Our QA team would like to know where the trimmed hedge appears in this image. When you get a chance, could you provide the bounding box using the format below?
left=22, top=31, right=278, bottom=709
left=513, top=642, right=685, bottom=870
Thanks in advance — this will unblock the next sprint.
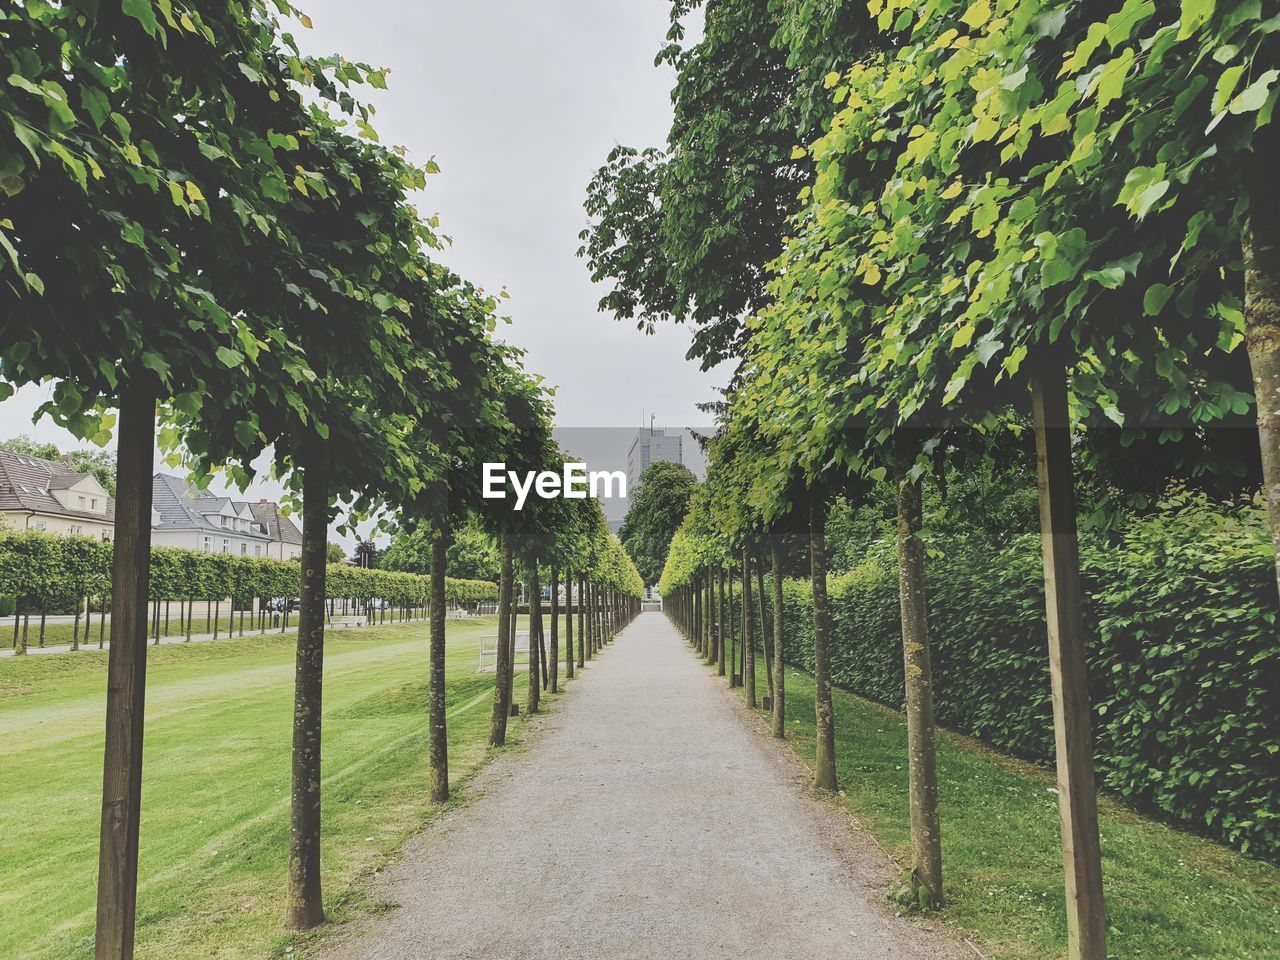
left=0, top=531, right=497, bottom=611
left=777, top=492, right=1279, bottom=860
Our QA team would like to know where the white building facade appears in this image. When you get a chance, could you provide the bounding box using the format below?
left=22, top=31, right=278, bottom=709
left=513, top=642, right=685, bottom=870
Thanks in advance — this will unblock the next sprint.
left=150, top=474, right=275, bottom=557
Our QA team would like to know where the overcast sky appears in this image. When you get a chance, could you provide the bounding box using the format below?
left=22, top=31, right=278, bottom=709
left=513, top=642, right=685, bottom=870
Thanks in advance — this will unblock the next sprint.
left=1, top=1, right=725, bottom=548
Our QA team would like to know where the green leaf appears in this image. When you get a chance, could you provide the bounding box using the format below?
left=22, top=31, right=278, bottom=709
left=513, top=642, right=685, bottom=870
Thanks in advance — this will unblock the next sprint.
left=1213, top=65, right=1245, bottom=114
left=215, top=346, right=244, bottom=368
left=1095, top=48, right=1135, bottom=109
left=1228, top=70, right=1279, bottom=114
left=960, top=0, right=991, bottom=29
left=1178, top=0, right=1215, bottom=39
left=1144, top=283, right=1174, bottom=316
left=233, top=420, right=259, bottom=447
left=140, top=351, right=170, bottom=378
left=121, top=0, right=161, bottom=38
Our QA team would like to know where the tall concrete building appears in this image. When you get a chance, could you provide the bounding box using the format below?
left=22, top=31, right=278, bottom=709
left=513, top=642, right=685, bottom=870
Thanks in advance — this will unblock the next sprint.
left=627, top=425, right=683, bottom=497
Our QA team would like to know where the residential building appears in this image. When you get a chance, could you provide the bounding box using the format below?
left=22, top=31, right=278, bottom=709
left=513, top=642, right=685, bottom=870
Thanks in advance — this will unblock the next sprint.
left=0, top=450, right=115, bottom=539
left=150, top=473, right=274, bottom=557
left=248, top=499, right=304, bottom=561
left=626, top=425, right=683, bottom=497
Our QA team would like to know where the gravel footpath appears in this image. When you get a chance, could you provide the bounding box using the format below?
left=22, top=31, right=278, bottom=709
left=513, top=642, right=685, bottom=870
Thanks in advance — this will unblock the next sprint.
left=315, top=611, right=970, bottom=960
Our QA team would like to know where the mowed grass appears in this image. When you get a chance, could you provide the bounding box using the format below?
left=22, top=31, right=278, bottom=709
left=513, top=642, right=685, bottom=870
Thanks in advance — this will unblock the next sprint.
left=0, top=614, right=560, bottom=959
left=731, top=659, right=1280, bottom=960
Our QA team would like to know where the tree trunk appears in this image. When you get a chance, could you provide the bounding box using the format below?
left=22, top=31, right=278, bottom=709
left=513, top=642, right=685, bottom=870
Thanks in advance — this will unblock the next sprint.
left=576, top=575, right=586, bottom=668
left=489, top=535, right=513, bottom=746
left=99, top=598, right=106, bottom=648
left=39, top=608, right=46, bottom=647
left=185, top=599, right=193, bottom=643
left=810, top=495, right=837, bottom=791
left=696, top=576, right=706, bottom=660
left=756, top=552, right=772, bottom=699
left=717, top=566, right=726, bottom=676
left=94, top=378, right=156, bottom=960
left=770, top=540, right=786, bottom=739
left=1033, top=361, right=1107, bottom=960
left=897, top=474, right=943, bottom=908
left=549, top=567, right=560, bottom=693
left=527, top=568, right=541, bottom=714
left=285, top=442, right=330, bottom=931
left=704, top=573, right=714, bottom=664
left=585, top=582, right=594, bottom=660
left=564, top=569, right=574, bottom=679
left=1244, top=135, right=1280, bottom=601
left=742, top=546, right=756, bottom=708
left=728, top=568, right=737, bottom=686
left=73, top=595, right=83, bottom=650
left=429, top=526, right=449, bottom=803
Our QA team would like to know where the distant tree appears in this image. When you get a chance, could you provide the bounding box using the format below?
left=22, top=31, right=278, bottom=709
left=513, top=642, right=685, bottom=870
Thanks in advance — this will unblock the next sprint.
left=380, top=523, right=499, bottom=582
left=326, top=543, right=345, bottom=565
left=446, top=526, right=500, bottom=582
left=379, top=529, right=431, bottom=575
left=619, top=461, right=697, bottom=585
left=0, top=435, right=117, bottom=495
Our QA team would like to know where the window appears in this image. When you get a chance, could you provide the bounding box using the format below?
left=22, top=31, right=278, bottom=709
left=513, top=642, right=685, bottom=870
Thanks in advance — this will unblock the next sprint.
left=203, top=536, right=211, bottom=551
left=34, top=521, right=46, bottom=530
left=77, top=496, right=86, bottom=508
left=254, top=545, right=261, bottom=557
left=91, top=498, right=98, bottom=510
left=69, top=524, right=81, bottom=534
left=241, top=543, right=247, bottom=555
left=221, top=538, right=229, bottom=553
left=102, top=531, right=111, bottom=541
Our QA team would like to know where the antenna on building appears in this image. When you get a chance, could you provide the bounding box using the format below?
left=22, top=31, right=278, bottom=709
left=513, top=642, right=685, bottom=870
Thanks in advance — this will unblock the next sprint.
left=650, top=412, right=656, bottom=432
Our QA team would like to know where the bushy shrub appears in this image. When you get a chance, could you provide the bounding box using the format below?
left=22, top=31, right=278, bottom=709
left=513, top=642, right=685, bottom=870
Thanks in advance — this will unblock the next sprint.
left=779, top=492, right=1279, bottom=859
left=0, top=531, right=498, bottom=613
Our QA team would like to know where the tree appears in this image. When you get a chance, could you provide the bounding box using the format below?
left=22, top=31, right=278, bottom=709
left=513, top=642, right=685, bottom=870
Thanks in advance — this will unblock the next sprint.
left=619, top=460, right=698, bottom=585
left=381, top=522, right=499, bottom=582
left=325, top=543, right=345, bottom=565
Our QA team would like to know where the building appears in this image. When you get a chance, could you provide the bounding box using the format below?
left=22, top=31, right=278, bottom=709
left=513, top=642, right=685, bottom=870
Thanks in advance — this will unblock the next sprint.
left=150, top=473, right=274, bottom=557
left=0, top=450, right=116, bottom=539
left=626, top=425, right=683, bottom=497
left=248, top=499, right=304, bottom=561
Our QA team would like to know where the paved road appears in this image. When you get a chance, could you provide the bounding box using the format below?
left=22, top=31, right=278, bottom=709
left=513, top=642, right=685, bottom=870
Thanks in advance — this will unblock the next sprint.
left=317, top=611, right=967, bottom=960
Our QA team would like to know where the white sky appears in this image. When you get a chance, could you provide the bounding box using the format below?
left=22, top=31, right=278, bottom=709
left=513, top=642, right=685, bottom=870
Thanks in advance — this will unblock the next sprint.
left=1, top=1, right=726, bottom=549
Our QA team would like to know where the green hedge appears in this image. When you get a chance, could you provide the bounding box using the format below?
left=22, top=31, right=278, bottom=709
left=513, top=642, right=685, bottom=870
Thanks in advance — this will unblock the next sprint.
left=0, top=531, right=497, bottom=611
left=777, top=493, right=1279, bottom=860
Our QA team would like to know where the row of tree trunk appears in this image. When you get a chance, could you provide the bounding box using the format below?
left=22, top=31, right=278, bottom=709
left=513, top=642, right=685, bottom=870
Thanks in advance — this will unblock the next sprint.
left=7, top=591, right=431, bottom=659
left=667, top=545, right=790, bottom=747
left=486, top=542, right=639, bottom=748
left=662, top=364, right=1107, bottom=953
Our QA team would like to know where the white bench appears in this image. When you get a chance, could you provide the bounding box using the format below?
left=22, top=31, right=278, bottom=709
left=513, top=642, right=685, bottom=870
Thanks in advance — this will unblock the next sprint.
left=446, top=607, right=469, bottom=620
left=331, top=615, right=367, bottom=629
left=478, top=632, right=530, bottom=671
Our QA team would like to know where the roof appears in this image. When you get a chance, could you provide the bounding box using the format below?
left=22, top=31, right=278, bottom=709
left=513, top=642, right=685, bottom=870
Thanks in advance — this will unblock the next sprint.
left=0, top=450, right=115, bottom=524
left=249, top=500, right=304, bottom=545
left=151, top=474, right=272, bottom=540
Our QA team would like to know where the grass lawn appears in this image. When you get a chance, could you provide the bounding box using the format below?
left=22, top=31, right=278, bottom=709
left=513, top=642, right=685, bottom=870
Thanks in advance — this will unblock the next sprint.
left=0, top=614, right=561, bottom=959
left=734, top=661, right=1280, bottom=960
